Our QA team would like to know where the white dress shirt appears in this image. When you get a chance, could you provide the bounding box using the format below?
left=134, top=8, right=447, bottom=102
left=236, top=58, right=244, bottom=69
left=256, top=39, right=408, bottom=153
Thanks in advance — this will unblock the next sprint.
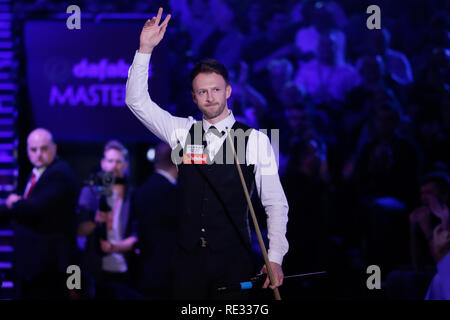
left=126, top=52, right=289, bottom=264
left=102, top=190, right=127, bottom=273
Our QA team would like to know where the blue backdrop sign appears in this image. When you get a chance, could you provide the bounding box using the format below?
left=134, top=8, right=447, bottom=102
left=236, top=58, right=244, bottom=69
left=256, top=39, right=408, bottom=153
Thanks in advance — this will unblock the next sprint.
left=24, top=20, right=169, bottom=142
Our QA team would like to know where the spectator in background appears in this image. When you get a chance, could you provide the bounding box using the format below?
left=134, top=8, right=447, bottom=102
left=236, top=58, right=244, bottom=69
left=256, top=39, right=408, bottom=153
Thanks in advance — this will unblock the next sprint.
left=133, top=142, right=179, bottom=300
left=278, top=82, right=307, bottom=112
left=353, top=102, right=421, bottom=272
left=197, top=0, right=245, bottom=70
left=295, top=1, right=347, bottom=66
left=386, top=172, right=449, bottom=300
left=77, top=140, right=140, bottom=299
left=354, top=102, right=420, bottom=207
left=243, top=6, right=298, bottom=90
left=366, top=28, right=414, bottom=86
left=295, top=33, right=360, bottom=106
left=239, top=2, right=267, bottom=40
left=355, top=55, right=386, bottom=93
left=0, top=128, right=79, bottom=299
left=265, top=59, right=299, bottom=108
left=425, top=191, right=450, bottom=299
left=178, top=0, right=217, bottom=59
left=337, top=56, right=387, bottom=167
left=278, top=101, right=316, bottom=174
left=409, top=172, right=450, bottom=270
left=244, top=58, right=305, bottom=131
left=228, top=61, right=268, bottom=129
left=407, top=11, right=449, bottom=76
left=281, top=137, right=332, bottom=298
left=415, top=109, right=450, bottom=174
left=411, top=48, right=449, bottom=125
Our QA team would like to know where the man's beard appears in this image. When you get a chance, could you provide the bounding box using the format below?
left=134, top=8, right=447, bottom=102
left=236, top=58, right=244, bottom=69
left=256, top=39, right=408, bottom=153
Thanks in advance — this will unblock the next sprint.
left=202, top=102, right=226, bottom=120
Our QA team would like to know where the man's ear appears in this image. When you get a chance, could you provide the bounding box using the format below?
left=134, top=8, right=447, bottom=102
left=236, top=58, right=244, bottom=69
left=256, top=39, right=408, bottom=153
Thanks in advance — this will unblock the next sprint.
left=192, top=91, right=197, bottom=104
left=226, top=85, right=232, bottom=99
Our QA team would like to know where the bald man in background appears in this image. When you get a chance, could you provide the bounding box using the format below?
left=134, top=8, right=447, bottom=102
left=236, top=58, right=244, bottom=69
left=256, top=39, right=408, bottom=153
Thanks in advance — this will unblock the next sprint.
left=0, top=128, right=79, bottom=299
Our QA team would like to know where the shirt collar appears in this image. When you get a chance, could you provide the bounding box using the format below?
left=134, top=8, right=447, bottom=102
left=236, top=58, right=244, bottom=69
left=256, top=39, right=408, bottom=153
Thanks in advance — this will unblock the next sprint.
left=33, top=166, right=47, bottom=180
left=202, top=109, right=235, bottom=134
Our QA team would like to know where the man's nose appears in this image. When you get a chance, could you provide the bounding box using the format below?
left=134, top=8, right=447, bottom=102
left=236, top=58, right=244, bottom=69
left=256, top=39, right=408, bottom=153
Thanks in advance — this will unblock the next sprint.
left=206, top=91, right=214, bottom=102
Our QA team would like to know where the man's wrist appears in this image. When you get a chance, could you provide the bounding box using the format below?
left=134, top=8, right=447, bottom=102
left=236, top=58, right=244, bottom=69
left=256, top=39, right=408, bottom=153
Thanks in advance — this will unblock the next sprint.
left=138, top=46, right=153, bottom=54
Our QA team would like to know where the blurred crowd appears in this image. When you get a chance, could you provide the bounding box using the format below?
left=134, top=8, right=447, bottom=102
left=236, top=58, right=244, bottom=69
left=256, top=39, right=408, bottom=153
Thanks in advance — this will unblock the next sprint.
left=9, top=0, right=450, bottom=299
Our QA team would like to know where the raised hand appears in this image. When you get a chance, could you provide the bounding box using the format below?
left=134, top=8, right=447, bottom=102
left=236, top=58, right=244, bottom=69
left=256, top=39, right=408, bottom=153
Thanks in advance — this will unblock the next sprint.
left=139, top=7, right=171, bottom=54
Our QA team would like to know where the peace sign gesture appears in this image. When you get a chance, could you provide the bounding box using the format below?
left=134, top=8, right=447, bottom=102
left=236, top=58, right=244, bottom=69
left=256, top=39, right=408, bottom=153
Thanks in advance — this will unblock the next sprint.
left=139, top=7, right=171, bottom=54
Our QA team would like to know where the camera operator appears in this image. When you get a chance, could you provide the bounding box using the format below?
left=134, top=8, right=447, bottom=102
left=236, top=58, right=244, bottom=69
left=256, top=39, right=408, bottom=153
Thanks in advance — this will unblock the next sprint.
left=76, top=140, right=139, bottom=299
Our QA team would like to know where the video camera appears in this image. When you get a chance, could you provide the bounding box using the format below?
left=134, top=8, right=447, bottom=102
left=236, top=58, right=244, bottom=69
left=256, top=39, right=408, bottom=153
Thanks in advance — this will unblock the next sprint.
left=83, top=171, right=117, bottom=244
left=84, top=171, right=115, bottom=198
left=83, top=171, right=128, bottom=245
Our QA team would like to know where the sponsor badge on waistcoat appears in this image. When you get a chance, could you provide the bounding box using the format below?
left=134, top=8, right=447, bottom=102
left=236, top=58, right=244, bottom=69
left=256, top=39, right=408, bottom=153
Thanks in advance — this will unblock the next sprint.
left=183, top=144, right=207, bottom=164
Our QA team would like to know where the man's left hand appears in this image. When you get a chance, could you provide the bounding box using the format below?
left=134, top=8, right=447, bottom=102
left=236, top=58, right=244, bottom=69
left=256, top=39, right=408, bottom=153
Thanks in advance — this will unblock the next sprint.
left=260, top=262, right=284, bottom=289
left=6, top=194, right=22, bottom=209
left=100, top=240, right=115, bottom=254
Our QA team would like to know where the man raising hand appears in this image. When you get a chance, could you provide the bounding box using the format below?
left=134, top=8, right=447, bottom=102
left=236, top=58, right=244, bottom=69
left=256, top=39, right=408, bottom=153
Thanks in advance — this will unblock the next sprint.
left=126, top=8, right=289, bottom=300
left=138, top=7, right=171, bottom=54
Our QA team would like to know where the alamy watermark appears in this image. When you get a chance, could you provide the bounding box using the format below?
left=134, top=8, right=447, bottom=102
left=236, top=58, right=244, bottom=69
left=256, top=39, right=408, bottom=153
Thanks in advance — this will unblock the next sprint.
left=366, top=5, right=381, bottom=30
left=366, top=265, right=381, bottom=290
left=170, top=128, right=280, bottom=176
left=66, top=5, right=81, bottom=30
left=66, top=264, right=81, bottom=290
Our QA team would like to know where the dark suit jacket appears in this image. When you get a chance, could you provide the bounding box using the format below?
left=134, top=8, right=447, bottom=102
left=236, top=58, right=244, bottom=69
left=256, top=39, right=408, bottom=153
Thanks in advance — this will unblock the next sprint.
left=133, top=171, right=179, bottom=297
left=0, top=157, right=79, bottom=281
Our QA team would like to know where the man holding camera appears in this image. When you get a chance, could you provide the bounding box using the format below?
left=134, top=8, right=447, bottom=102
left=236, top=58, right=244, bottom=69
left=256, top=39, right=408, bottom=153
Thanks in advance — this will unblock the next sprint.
left=77, top=140, right=138, bottom=299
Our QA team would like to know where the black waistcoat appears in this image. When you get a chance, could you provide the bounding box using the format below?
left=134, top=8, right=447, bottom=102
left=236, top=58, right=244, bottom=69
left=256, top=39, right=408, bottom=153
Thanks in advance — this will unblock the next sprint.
left=175, top=120, right=255, bottom=252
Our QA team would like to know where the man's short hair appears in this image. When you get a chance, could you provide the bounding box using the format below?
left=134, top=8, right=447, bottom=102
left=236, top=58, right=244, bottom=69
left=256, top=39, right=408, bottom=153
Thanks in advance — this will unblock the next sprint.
left=103, top=140, right=129, bottom=161
left=190, top=58, right=229, bottom=87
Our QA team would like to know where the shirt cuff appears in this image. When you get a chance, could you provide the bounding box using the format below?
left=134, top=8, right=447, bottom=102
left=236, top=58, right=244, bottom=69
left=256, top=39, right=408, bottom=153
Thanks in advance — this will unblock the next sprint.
left=133, top=50, right=151, bottom=66
left=268, top=250, right=284, bottom=266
